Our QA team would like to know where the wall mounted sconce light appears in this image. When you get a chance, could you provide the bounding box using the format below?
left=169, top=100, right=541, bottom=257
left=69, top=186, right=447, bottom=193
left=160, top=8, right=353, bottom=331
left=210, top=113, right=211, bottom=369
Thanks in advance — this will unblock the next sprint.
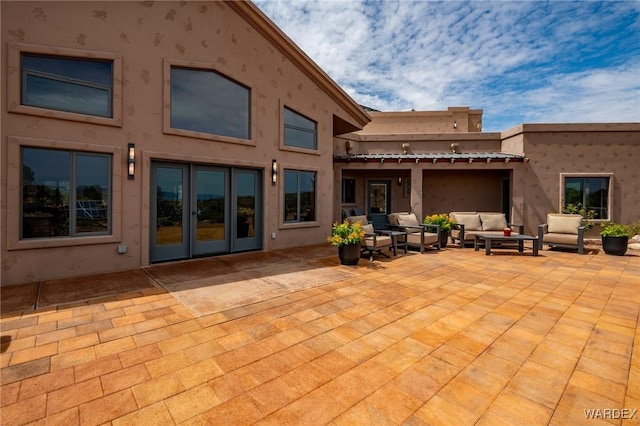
left=450, top=158, right=455, bottom=164
left=486, top=158, right=492, bottom=163
left=524, top=157, right=530, bottom=163
left=432, top=158, right=437, bottom=164
left=468, top=158, right=473, bottom=163
left=401, top=142, right=410, bottom=154
left=450, top=143, right=459, bottom=153
left=381, top=158, right=385, bottom=163
left=127, top=143, right=136, bottom=180
left=345, top=140, right=353, bottom=155
left=453, top=121, right=458, bottom=129
left=398, top=158, right=402, bottom=164
left=505, top=158, right=510, bottom=164
left=397, top=177, right=403, bottom=186
left=271, top=159, right=278, bottom=185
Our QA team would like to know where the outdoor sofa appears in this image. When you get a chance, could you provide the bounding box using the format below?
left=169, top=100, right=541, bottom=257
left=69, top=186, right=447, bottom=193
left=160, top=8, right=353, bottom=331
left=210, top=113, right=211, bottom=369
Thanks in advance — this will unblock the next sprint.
left=450, top=212, right=524, bottom=248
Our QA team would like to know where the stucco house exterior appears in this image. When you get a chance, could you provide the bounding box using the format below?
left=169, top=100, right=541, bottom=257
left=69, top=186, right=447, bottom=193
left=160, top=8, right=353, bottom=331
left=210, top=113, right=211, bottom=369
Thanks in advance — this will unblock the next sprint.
left=1, top=0, right=369, bottom=286
left=1, top=1, right=638, bottom=287
left=334, top=109, right=639, bottom=236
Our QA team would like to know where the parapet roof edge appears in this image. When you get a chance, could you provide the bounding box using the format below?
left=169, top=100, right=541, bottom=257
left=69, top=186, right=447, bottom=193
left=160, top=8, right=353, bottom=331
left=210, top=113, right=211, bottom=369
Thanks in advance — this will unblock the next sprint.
left=227, top=1, right=371, bottom=129
left=339, top=132, right=502, bottom=141
left=501, top=122, right=640, bottom=138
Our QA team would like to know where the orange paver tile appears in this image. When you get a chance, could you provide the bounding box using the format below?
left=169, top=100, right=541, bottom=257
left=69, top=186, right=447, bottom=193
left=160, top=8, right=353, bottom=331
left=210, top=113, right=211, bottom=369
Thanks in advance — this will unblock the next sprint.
left=9, top=342, right=58, bottom=366
left=78, top=389, right=138, bottom=426
left=100, top=364, right=151, bottom=395
left=18, top=367, right=75, bottom=400
left=131, top=373, right=186, bottom=407
left=0, top=394, right=47, bottom=425
left=111, top=401, right=175, bottom=425
left=46, top=377, right=103, bottom=416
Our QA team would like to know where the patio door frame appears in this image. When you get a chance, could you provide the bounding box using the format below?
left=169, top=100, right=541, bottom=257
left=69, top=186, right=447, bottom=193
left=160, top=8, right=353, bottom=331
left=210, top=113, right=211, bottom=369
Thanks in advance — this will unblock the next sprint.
left=367, top=179, right=391, bottom=230
left=150, top=161, right=262, bottom=263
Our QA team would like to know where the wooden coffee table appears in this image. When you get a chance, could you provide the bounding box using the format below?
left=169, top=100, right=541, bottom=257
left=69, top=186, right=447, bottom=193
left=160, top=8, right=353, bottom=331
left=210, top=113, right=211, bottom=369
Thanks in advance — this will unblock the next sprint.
left=474, top=233, right=539, bottom=256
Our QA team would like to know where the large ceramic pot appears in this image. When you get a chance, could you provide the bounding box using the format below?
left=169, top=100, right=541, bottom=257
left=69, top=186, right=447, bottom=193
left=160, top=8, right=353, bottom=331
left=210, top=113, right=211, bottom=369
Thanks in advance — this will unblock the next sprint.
left=338, top=244, right=361, bottom=265
left=602, top=236, right=629, bottom=256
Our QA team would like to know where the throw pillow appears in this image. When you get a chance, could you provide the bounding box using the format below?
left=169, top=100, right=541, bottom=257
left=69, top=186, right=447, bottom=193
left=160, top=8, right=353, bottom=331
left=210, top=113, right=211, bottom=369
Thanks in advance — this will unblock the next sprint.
left=452, top=214, right=482, bottom=231
left=547, top=214, right=581, bottom=234
left=398, top=213, right=420, bottom=227
left=480, top=213, right=508, bottom=231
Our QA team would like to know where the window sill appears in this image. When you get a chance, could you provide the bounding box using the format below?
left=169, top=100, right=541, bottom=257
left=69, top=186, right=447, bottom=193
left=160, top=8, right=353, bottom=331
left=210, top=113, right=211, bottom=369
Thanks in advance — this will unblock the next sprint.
left=7, top=234, right=119, bottom=251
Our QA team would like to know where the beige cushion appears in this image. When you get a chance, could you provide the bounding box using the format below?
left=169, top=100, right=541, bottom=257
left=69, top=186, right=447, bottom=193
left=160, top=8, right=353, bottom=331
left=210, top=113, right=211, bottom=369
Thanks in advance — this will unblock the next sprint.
left=397, top=213, right=420, bottom=227
left=452, top=213, right=482, bottom=231
left=544, top=233, right=579, bottom=245
left=547, top=214, right=581, bottom=235
left=362, top=224, right=374, bottom=234
left=480, top=213, right=508, bottom=231
left=388, top=212, right=410, bottom=226
left=406, top=232, right=439, bottom=245
left=346, top=215, right=369, bottom=226
left=363, top=235, right=392, bottom=248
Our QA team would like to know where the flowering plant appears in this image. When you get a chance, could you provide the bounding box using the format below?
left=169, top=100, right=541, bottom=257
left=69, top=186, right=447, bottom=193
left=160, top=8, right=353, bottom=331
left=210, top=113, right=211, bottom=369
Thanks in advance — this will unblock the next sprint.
left=423, top=213, right=456, bottom=232
left=327, top=220, right=366, bottom=246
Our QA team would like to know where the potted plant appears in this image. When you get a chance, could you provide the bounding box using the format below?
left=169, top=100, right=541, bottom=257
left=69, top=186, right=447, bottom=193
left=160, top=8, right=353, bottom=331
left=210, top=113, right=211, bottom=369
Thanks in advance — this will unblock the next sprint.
left=600, top=221, right=632, bottom=256
left=327, top=220, right=366, bottom=265
left=424, top=213, right=456, bottom=247
left=562, top=203, right=596, bottom=231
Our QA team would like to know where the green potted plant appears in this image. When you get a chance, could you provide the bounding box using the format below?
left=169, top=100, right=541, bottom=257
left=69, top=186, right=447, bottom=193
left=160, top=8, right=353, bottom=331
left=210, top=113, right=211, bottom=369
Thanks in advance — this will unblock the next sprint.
left=327, top=220, right=366, bottom=265
left=562, top=203, right=596, bottom=231
left=424, top=213, right=456, bottom=247
left=600, top=221, right=632, bottom=256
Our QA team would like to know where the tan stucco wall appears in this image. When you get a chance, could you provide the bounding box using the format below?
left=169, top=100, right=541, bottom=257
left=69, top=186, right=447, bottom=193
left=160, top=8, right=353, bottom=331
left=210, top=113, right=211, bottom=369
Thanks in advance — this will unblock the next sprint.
left=1, top=1, right=364, bottom=285
left=508, top=124, right=640, bottom=234
left=357, top=107, right=483, bottom=134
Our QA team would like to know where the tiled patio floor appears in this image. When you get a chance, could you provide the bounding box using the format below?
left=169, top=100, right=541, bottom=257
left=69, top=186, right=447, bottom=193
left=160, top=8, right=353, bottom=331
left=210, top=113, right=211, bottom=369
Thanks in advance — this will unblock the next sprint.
left=1, top=244, right=639, bottom=425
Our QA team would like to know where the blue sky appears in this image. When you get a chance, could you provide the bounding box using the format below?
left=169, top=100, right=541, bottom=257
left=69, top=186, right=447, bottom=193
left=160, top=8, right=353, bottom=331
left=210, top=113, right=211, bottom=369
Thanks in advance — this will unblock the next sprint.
left=254, top=0, right=640, bottom=131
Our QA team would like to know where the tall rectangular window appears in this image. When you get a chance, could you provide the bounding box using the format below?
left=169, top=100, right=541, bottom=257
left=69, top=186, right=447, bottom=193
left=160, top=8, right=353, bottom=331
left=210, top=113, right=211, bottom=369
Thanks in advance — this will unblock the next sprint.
left=21, top=54, right=113, bottom=118
left=170, top=66, right=250, bottom=139
left=284, top=170, right=316, bottom=223
left=564, top=176, right=610, bottom=219
left=284, top=107, right=317, bottom=149
left=22, top=148, right=111, bottom=238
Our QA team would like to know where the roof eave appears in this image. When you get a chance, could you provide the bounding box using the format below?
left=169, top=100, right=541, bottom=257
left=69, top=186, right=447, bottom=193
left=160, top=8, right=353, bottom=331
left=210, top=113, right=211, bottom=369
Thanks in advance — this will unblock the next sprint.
left=226, top=1, right=371, bottom=129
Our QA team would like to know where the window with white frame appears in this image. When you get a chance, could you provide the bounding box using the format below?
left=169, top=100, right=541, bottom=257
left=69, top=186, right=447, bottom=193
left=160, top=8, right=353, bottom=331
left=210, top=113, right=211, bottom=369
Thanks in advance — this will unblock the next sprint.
left=21, top=53, right=113, bottom=118
left=562, top=175, right=611, bottom=220
left=284, top=170, right=316, bottom=223
left=22, top=147, right=111, bottom=238
left=284, top=107, right=317, bottom=150
left=170, top=66, right=250, bottom=139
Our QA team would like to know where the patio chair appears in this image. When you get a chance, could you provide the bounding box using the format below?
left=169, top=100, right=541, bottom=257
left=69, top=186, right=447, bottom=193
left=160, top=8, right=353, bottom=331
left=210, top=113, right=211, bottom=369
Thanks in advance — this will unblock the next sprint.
left=538, top=213, right=585, bottom=254
left=388, top=212, right=440, bottom=252
left=346, top=215, right=394, bottom=261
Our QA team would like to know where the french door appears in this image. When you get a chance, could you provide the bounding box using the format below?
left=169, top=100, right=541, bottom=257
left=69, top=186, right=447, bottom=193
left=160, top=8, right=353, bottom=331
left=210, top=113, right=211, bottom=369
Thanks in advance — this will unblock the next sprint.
left=150, top=162, right=261, bottom=262
left=368, top=180, right=391, bottom=230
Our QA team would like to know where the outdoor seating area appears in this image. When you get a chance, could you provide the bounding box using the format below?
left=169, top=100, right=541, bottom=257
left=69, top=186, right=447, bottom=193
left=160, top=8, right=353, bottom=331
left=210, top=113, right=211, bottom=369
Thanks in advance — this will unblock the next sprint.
left=1, top=244, right=638, bottom=425
left=450, top=212, right=524, bottom=248
left=538, top=213, right=586, bottom=254
left=345, top=215, right=394, bottom=261
left=388, top=212, right=441, bottom=252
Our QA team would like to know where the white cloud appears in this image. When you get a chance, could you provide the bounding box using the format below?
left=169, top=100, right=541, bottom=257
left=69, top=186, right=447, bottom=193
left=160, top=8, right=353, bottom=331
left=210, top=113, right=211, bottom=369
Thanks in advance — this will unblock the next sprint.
left=255, top=0, right=640, bottom=131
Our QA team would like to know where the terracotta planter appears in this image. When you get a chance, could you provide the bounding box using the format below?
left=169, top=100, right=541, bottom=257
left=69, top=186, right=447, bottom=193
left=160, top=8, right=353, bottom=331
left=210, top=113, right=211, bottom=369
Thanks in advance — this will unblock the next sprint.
left=338, top=244, right=361, bottom=265
left=602, top=236, right=628, bottom=256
